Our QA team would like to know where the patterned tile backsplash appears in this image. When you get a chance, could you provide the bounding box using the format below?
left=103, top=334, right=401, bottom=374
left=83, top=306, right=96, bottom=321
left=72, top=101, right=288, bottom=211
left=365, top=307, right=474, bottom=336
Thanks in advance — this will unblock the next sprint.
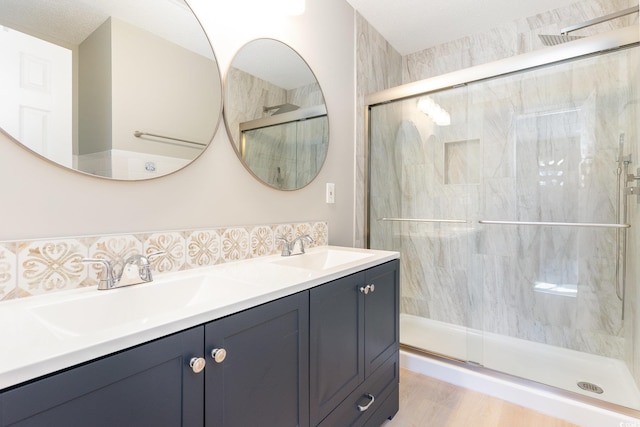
left=0, top=221, right=328, bottom=302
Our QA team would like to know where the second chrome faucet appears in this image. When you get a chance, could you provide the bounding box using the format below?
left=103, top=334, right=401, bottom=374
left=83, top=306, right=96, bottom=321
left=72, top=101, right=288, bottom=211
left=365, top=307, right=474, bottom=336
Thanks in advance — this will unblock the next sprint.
left=276, top=235, right=314, bottom=256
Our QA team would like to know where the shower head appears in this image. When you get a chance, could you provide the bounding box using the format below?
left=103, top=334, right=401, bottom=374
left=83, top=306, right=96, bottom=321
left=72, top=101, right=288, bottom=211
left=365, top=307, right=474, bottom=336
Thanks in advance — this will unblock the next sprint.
left=539, top=6, right=638, bottom=47
left=538, top=34, right=584, bottom=46
left=263, top=103, right=300, bottom=115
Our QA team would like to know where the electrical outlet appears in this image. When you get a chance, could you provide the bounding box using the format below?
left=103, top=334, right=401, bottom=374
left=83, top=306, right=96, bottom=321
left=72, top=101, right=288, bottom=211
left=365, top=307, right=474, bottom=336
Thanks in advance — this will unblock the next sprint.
left=326, top=183, right=335, bottom=204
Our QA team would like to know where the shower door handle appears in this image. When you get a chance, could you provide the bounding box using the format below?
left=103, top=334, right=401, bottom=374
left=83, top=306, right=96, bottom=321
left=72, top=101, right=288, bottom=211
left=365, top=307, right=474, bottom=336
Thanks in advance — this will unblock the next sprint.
left=478, top=220, right=629, bottom=228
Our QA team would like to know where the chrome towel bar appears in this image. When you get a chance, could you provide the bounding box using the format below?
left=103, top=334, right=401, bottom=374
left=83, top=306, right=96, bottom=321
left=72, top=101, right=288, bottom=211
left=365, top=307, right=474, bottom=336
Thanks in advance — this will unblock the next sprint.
left=380, top=217, right=468, bottom=224
left=134, top=131, right=206, bottom=147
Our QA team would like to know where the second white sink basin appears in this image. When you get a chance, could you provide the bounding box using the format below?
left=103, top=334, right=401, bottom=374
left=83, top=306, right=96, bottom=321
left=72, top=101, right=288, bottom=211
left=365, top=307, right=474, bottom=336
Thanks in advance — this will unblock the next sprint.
left=272, top=248, right=374, bottom=271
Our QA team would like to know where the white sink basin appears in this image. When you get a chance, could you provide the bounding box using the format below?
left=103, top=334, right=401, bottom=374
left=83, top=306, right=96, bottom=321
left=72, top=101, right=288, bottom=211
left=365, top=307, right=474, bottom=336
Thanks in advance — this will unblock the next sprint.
left=29, top=273, right=256, bottom=336
left=272, top=248, right=374, bottom=271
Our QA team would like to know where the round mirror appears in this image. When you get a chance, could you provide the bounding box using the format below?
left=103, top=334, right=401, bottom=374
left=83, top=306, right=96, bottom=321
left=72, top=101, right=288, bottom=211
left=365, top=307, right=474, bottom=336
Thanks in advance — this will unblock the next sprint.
left=224, top=39, right=329, bottom=190
left=0, top=0, right=222, bottom=180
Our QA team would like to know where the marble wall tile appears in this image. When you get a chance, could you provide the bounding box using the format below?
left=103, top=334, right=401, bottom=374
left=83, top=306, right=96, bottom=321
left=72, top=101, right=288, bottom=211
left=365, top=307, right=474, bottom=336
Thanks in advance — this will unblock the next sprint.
left=0, top=221, right=328, bottom=303
left=355, top=12, right=403, bottom=248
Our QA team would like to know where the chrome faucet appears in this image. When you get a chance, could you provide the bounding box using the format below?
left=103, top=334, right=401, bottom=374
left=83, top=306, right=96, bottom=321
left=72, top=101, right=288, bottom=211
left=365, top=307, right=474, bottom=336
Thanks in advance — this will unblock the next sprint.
left=276, top=235, right=314, bottom=256
left=82, top=251, right=165, bottom=290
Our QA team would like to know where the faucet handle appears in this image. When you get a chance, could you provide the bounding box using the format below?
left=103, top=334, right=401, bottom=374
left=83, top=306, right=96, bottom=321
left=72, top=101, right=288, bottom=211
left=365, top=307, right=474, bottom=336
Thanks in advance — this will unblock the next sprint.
left=142, top=251, right=165, bottom=281
left=82, top=258, right=115, bottom=290
left=124, top=251, right=166, bottom=283
left=276, top=237, right=292, bottom=256
left=292, top=234, right=314, bottom=254
left=146, top=250, right=166, bottom=260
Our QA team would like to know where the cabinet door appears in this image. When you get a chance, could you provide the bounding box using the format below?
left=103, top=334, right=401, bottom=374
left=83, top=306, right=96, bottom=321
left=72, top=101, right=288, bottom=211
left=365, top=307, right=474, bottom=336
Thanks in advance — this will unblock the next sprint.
left=364, top=260, right=399, bottom=377
left=309, top=271, right=365, bottom=426
left=0, top=327, right=204, bottom=427
left=204, top=291, right=309, bottom=427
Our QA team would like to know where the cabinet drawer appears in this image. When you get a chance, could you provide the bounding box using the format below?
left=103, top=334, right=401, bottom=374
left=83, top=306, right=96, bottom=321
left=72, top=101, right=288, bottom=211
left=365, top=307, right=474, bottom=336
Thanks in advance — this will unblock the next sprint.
left=317, top=354, right=398, bottom=427
left=362, top=386, right=399, bottom=427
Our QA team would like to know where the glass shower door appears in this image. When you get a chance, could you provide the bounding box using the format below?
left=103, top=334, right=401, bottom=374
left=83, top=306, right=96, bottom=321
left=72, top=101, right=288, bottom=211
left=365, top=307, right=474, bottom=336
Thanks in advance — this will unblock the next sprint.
left=473, top=46, right=640, bottom=408
left=368, top=84, right=483, bottom=364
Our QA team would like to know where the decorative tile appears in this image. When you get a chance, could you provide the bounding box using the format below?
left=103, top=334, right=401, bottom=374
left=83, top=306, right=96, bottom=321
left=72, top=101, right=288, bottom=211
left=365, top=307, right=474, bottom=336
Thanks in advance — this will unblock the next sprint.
left=0, top=221, right=327, bottom=302
left=295, top=222, right=313, bottom=239
left=311, top=222, right=329, bottom=246
left=87, top=235, right=143, bottom=286
left=274, top=223, right=295, bottom=242
left=249, top=226, right=274, bottom=258
left=17, top=239, right=88, bottom=296
left=143, top=232, right=186, bottom=273
left=185, top=229, right=221, bottom=268
left=0, top=242, right=17, bottom=301
left=221, top=227, right=250, bottom=262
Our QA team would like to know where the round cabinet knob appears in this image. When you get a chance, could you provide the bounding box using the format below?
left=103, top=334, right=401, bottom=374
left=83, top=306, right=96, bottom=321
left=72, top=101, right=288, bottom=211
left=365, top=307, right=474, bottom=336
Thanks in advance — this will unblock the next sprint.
left=369, top=284, right=375, bottom=293
left=189, top=357, right=206, bottom=373
left=359, top=285, right=369, bottom=294
left=211, top=348, right=227, bottom=363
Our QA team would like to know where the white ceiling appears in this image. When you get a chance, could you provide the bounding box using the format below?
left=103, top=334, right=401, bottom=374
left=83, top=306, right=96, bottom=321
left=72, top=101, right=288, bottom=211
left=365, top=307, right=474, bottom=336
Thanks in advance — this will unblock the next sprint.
left=344, top=0, right=581, bottom=55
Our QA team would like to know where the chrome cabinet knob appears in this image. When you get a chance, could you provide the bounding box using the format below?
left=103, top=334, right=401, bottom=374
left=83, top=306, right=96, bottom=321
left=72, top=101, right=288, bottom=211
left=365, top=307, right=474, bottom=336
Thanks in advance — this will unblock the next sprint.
left=189, top=357, right=206, bottom=373
left=359, top=284, right=375, bottom=294
left=211, top=348, right=227, bottom=363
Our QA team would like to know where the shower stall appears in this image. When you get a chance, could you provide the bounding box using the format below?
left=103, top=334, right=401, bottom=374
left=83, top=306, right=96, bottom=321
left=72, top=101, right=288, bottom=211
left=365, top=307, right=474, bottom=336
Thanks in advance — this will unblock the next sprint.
left=366, top=26, right=640, bottom=413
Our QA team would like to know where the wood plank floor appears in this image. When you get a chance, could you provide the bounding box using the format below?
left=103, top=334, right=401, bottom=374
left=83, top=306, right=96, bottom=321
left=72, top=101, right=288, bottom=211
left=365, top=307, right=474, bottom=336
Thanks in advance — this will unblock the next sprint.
left=381, top=369, right=580, bottom=427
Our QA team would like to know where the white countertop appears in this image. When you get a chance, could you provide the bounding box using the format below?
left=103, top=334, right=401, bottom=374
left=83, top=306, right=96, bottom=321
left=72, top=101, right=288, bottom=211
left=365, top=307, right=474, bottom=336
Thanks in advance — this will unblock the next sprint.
left=0, top=246, right=398, bottom=390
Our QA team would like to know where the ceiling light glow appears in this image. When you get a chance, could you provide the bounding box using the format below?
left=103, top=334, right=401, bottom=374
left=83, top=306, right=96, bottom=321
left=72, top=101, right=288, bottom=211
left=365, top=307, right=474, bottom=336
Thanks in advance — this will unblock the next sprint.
left=417, top=96, right=450, bottom=126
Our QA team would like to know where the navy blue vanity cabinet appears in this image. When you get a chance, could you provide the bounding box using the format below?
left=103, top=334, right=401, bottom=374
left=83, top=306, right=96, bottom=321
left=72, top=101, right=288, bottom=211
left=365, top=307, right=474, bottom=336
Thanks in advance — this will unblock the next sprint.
left=310, top=260, right=399, bottom=427
left=204, top=290, right=310, bottom=427
left=0, top=326, right=204, bottom=427
left=0, top=259, right=396, bottom=427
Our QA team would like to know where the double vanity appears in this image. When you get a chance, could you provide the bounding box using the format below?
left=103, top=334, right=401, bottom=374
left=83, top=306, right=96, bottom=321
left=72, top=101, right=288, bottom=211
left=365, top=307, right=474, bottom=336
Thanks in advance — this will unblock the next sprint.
left=0, top=246, right=400, bottom=427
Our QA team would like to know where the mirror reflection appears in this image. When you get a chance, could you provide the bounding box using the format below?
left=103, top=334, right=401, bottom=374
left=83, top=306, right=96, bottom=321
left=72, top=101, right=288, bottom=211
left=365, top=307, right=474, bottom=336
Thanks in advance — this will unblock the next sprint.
left=0, top=0, right=222, bottom=180
left=224, top=39, right=329, bottom=190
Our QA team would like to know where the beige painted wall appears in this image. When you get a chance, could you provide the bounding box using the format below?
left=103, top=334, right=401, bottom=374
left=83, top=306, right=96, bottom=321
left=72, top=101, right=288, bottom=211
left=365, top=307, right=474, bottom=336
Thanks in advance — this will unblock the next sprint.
left=111, top=17, right=219, bottom=158
left=0, top=0, right=356, bottom=246
left=78, top=19, right=112, bottom=155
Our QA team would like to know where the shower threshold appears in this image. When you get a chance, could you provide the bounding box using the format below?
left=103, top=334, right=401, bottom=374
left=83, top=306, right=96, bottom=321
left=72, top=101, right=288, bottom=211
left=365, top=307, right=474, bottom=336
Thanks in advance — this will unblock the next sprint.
left=400, top=314, right=640, bottom=412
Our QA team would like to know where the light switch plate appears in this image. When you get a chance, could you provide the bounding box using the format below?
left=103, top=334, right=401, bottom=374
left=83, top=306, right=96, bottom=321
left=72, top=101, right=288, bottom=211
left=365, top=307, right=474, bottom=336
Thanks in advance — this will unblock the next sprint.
left=326, top=183, right=335, bottom=204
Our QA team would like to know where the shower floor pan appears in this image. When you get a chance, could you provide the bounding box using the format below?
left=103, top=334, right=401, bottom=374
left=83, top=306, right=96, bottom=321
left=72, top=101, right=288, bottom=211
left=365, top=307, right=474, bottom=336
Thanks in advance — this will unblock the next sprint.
left=400, top=313, right=640, bottom=410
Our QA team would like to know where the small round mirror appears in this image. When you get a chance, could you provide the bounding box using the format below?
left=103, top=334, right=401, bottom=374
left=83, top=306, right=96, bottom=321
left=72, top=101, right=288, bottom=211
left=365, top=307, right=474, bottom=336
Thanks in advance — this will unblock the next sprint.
left=224, top=39, right=329, bottom=190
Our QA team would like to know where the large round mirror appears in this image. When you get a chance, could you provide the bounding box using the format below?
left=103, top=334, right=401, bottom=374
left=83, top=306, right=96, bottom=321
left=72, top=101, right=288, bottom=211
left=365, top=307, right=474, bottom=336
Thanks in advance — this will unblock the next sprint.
left=0, top=0, right=222, bottom=180
left=224, top=39, right=329, bottom=190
